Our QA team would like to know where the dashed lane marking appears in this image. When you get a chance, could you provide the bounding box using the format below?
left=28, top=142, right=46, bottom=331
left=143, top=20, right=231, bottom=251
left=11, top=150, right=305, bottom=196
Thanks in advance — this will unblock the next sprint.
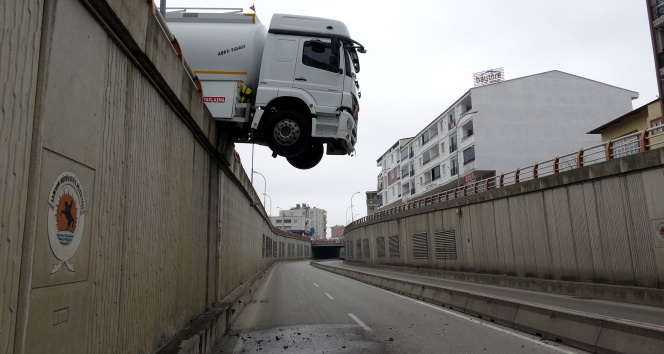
left=348, top=313, right=372, bottom=331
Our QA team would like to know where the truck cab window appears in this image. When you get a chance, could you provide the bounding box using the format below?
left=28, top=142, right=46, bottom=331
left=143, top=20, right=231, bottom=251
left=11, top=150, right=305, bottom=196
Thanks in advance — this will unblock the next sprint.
left=302, top=41, right=338, bottom=72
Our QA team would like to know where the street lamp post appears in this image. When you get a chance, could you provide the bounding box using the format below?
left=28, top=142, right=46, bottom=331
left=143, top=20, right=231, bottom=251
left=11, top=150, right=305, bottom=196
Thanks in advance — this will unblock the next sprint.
left=346, top=205, right=353, bottom=224
left=264, top=194, right=272, bottom=218
left=351, top=191, right=360, bottom=222
left=253, top=171, right=267, bottom=207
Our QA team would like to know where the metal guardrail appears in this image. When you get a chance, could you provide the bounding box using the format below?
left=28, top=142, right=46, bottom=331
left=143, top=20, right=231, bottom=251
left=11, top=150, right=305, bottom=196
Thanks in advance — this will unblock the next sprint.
left=312, top=239, right=344, bottom=245
left=349, top=127, right=664, bottom=228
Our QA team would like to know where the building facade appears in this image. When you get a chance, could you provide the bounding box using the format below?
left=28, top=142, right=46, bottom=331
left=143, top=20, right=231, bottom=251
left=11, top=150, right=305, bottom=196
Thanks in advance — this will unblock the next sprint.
left=330, top=225, right=345, bottom=239
left=271, top=203, right=327, bottom=239
left=647, top=0, right=664, bottom=115
left=376, top=70, right=638, bottom=208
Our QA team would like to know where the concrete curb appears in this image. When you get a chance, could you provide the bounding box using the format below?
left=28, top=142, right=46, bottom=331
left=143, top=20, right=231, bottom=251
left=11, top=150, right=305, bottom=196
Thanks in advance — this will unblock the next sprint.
left=158, top=263, right=275, bottom=354
left=342, top=261, right=664, bottom=308
left=311, top=262, right=664, bottom=353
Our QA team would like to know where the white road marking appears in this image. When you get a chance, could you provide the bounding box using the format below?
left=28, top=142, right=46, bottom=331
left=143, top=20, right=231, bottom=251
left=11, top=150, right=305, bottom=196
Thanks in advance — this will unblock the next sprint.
left=325, top=293, right=335, bottom=300
left=344, top=276, right=575, bottom=353
left=348, top=313, right=372, bottom=331
left=313, top=283, right=320, bottom=287
left=306, top=277, right=310, bottom=280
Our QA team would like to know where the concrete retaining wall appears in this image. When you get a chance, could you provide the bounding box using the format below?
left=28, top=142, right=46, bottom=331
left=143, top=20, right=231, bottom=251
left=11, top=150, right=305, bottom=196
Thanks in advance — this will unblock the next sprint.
left=312, top=262, right=664, bottom=353
left=1, top=1, right=311, bottom=353
left=346, top=149, right=664, bottom=292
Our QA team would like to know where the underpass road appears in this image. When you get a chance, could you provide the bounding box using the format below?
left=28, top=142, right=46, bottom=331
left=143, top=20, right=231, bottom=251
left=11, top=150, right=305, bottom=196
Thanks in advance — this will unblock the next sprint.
left=213, top=260, right=585, bottom=353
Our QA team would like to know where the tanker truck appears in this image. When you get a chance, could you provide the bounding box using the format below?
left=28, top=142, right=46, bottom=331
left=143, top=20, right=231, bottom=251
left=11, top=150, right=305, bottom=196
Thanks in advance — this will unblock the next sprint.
left=164, top=10, right=365, bottom=169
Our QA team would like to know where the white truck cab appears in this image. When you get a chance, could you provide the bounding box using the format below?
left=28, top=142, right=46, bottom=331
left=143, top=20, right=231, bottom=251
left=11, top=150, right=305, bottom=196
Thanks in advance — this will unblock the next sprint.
left=165, top=11, right=365, bottom=169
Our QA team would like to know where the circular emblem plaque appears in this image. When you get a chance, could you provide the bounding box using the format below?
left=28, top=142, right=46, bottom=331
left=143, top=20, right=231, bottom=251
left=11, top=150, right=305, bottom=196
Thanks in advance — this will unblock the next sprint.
left=47, top=172, right=86, bottom=274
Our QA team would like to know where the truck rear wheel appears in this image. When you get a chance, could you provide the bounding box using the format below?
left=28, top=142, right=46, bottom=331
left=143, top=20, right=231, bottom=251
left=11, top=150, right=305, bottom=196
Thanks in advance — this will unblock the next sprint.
left=287, top=143, right=324, bottom=170
left=265, top=110, right=310, bottom=157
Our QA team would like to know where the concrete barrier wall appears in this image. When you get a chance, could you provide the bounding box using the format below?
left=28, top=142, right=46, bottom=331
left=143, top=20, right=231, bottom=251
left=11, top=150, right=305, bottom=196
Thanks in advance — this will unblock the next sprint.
left=346, top=149, right=664, bottom=289
left=0, top=1, right=44, bottom=353
left=1, top=1, right=311, bottom=353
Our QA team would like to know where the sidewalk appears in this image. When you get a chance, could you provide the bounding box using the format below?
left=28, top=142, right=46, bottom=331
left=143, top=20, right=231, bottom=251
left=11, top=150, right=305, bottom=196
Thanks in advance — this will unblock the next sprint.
left=312, top=260, right=664, bottom=353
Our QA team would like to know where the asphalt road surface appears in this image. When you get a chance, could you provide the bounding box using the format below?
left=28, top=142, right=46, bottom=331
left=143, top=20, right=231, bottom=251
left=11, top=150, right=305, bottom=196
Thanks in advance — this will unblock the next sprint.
left=212, top=260, right=585, bottom=353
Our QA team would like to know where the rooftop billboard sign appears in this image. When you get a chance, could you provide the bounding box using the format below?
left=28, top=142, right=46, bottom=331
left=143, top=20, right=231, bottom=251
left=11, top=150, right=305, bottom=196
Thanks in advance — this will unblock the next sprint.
left=473, top=67, right=504, bottom=87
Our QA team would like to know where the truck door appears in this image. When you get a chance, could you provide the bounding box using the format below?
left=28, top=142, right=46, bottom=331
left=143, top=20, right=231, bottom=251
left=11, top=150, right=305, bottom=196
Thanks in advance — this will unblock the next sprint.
left=293, top=38, right=344, bottom=108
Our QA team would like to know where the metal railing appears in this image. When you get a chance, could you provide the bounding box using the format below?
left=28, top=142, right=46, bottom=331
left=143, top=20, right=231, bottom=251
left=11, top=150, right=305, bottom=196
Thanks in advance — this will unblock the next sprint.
left=348, top=127, right=663, bottom=228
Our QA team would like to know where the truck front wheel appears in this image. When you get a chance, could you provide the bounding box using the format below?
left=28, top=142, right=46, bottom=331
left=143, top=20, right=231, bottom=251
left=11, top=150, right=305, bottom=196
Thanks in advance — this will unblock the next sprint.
left=286, top=143, right=324, bottom=170
left=265, top=110, right=310, bottom=157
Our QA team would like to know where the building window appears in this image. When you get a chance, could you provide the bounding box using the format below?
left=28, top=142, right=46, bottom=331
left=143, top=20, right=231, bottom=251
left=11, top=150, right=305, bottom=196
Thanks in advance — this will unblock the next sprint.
left=401, top=166, right=409, bottom=178
left=431, top=165, right=441, bottom=181
left=421, top=130, right=430, bottom=145
left=451, top=158, right=458, bottom=176
left=302, top=40, right=337, bottom=73
left=419, top=157, right=422, bottom=167
left=651, top=118, right=663, bottom=133
left=463, top=146, right=475, bottom=165
left=284, top=219, right=291, bottom=223
left=419, top=177, right=423, bottom=186
left=409, top=146, right=414, bottom=158
left=391, top=187, right=395, bottom=196
left=422, top=150, right=431, bottom=165
left=442, top=164, right=447, bottom=175
left=449, top=135, right=457, bottom=153
left=401, top=148, right=409, bottom=161
left=440, top=142, right=445, bottom=154
left=409, top=163, right=414, bottom=177
left=449, top=112, right=456, bottom=128
left=410, top=181, right=415, bottom=195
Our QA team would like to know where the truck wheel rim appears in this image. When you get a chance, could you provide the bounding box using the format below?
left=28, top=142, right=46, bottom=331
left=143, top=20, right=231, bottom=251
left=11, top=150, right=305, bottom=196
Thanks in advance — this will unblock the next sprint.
left=274, top=119, right=300, bottom=146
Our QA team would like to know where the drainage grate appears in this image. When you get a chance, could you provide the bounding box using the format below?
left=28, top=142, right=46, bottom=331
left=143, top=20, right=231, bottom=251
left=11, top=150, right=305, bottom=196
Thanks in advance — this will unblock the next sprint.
left=388, top=236, right=400, bottom=258
left=434, top=230, right=457, bottom=260
left=412, top=232, right=429, bottom=259
left=376, top=237, right=386, bottom=258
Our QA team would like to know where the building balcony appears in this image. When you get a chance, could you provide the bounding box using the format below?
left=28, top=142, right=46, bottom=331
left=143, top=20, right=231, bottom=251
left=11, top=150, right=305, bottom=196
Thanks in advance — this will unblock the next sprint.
left=654, top=1, right=664, bottom=27
left=461, top=130, right=474, bottom=142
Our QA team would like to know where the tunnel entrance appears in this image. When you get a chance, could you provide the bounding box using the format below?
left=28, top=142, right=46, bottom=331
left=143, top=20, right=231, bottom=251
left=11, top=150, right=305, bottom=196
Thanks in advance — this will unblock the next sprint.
left=311, top=245, right=345, bottom=260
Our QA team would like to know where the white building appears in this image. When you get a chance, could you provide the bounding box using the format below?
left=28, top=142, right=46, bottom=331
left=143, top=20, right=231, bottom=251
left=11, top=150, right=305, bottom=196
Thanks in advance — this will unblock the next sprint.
left=271, top=203, right=327, bottom=239
left=376, top=70, right=638, bottom=209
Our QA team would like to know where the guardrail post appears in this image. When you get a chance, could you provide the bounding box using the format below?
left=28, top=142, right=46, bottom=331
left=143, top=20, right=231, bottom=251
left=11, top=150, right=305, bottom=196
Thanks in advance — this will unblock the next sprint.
left=462, top=184, right=468, bottom=196
left=499, top=174, right=504, bottom=187
left=533, top=164, right=538, bottom=179
left=473, top=182, right=478, bottom=194
left=640, top=130, right=648, bottom=152
left=553, top=157, right=559, bottom=174
left=485, top=179, right=490, bottom=191
left=605, top=141, right=613, bottom=160
left=576, top=149, right=584, bottom=168
left=514, top=169, right=520, bottom=184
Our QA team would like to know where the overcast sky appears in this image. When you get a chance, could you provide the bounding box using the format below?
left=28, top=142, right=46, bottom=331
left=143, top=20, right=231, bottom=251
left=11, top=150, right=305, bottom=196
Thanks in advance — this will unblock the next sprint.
left=165, top=1, right=657, bottom=237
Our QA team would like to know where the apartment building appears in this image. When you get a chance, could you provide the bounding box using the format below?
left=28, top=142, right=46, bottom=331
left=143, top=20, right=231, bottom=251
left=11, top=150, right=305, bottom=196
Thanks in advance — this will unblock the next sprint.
left=376, top=138, right=413, bottom=208
left=271, top=203, right=327, bottom=239
left=647, top=0, right=664, bottom=113
left=376, top=70, right=638, bottom=209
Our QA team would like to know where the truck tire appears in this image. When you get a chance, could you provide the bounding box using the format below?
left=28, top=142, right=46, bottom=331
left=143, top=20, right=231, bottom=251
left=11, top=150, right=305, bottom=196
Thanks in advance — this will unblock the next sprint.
left=265, top=110, right=310, bottom=157
left=287, top=143, right=324, bottom=170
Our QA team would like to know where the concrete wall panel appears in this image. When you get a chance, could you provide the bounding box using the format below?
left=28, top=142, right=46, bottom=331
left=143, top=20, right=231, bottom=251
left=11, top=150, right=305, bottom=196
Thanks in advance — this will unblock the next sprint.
left=0, top=1, right=43, bottom=352
left=597, top=178, right=635, bottom=284
left=525, top=193, right=550, bottom=278
left=552, top=188, right=579, bottom=280
left=469, top=204, right=487, bottom=272
left=508, top=197, right=527, bottom=277
left=624, top=174, right=658, bottom=287
left=493, top=199, right=514, bottom=275
left=582, top=183, right=610, bottom=283
left=567, top=184, right=595, bottom=282
left=543, top=190, right=563, bottom=279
